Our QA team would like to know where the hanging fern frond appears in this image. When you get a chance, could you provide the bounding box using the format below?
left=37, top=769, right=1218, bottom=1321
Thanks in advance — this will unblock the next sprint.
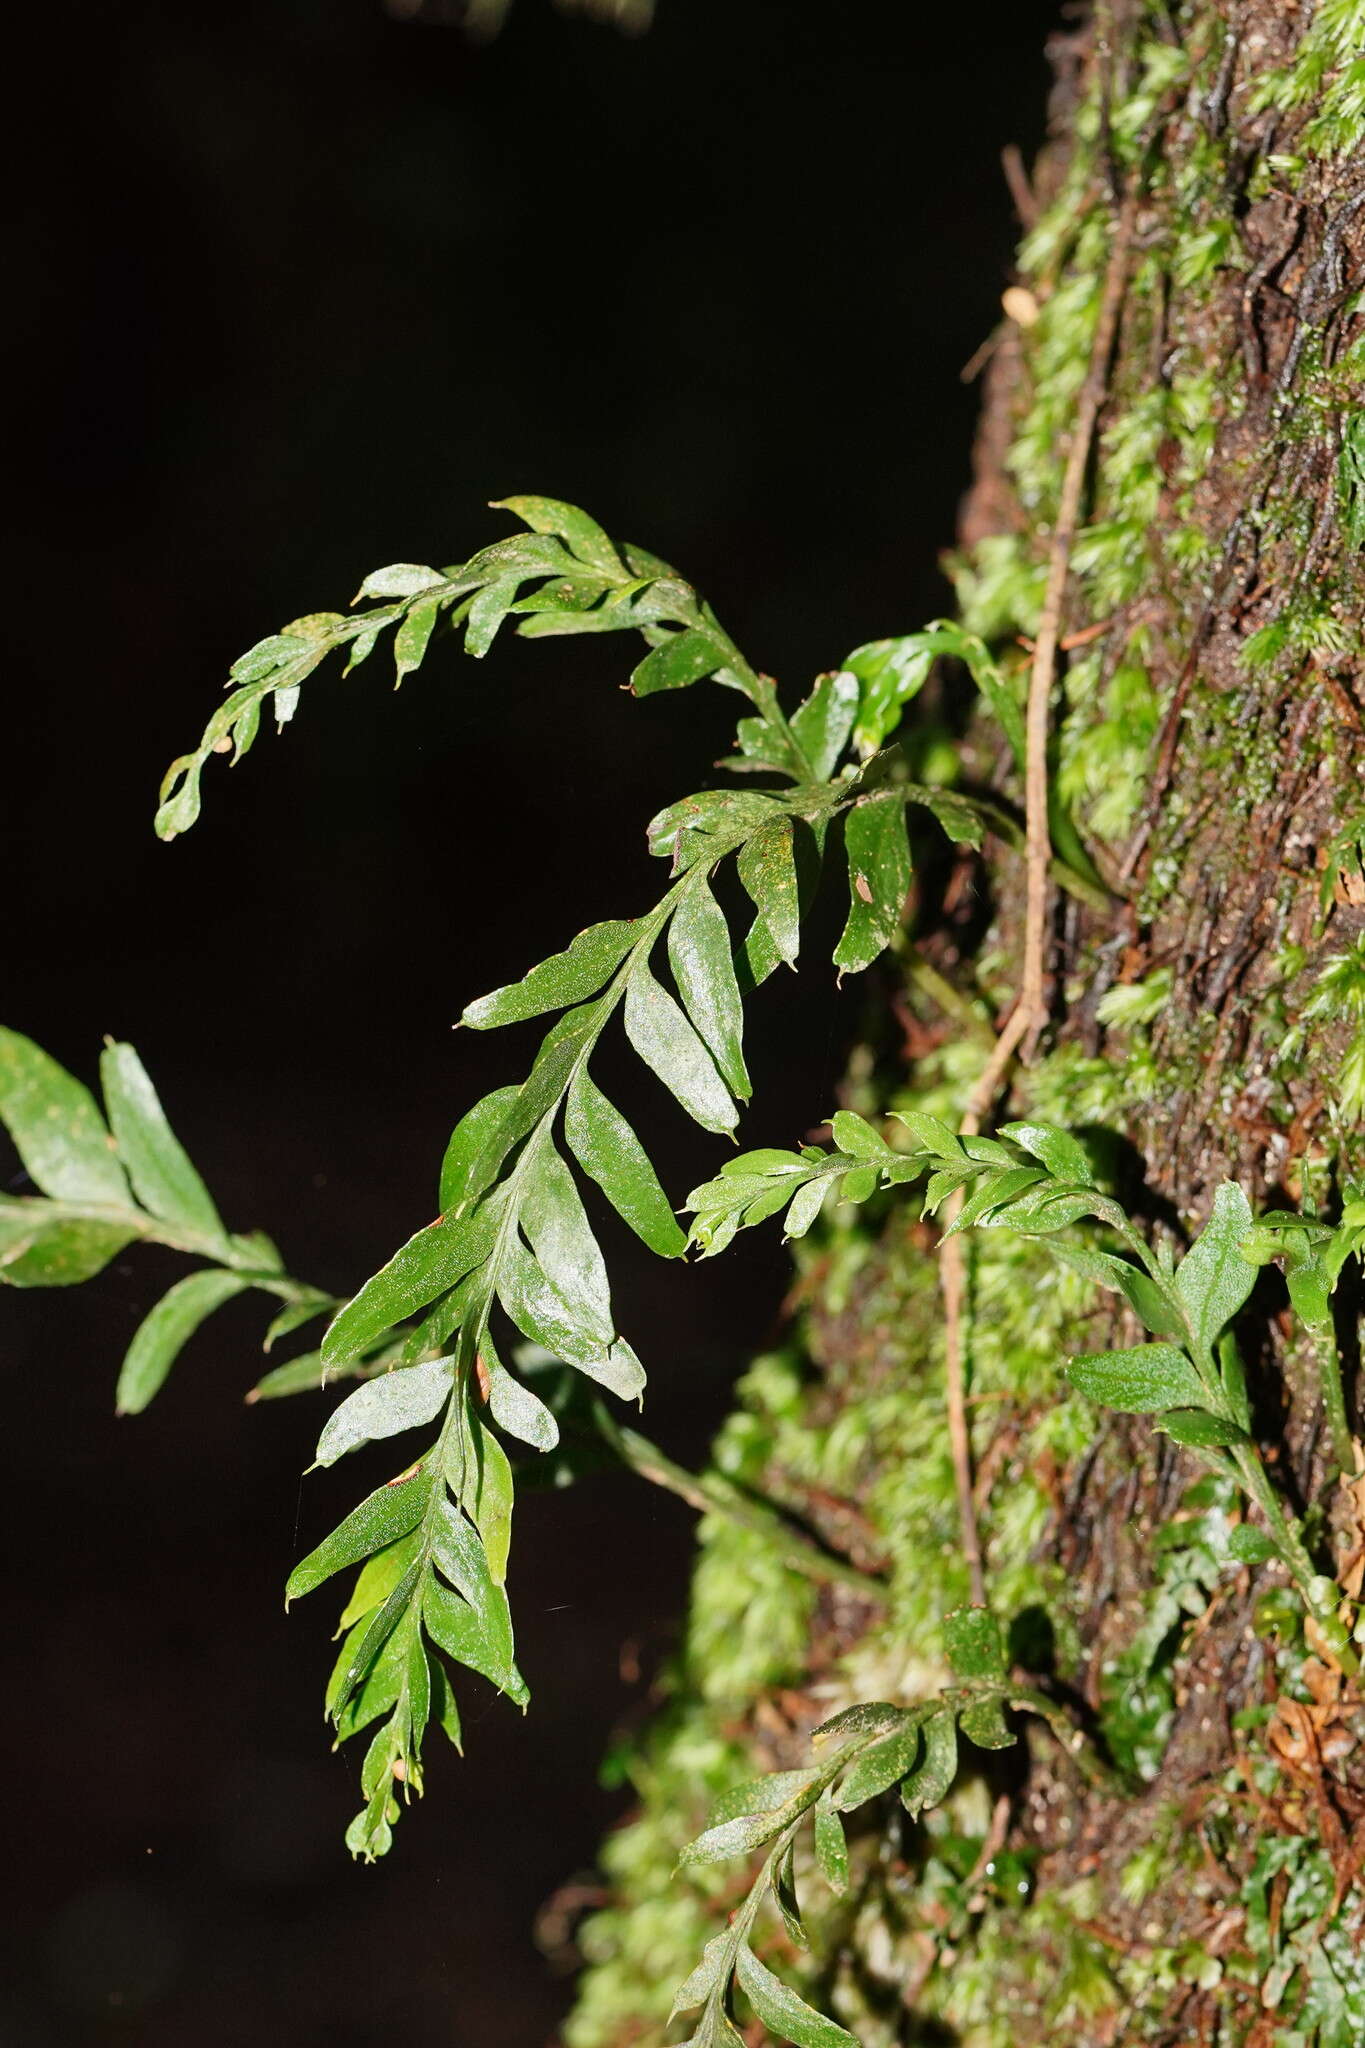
left=142, top=498, right=996, bottom=1855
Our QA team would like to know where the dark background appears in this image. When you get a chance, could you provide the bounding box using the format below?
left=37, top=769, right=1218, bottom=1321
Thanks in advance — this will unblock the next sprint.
left=3, top=2, right=1058, bottom=2041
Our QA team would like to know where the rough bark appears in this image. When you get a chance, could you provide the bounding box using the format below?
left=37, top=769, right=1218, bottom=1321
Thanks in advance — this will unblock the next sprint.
left=566, top=7, right=1365, bottom=2044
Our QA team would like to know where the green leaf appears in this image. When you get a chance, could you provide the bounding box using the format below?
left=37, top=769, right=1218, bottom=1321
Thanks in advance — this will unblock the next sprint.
left=353, top=564, right=444, bottom=601
left=834, top=793, right=911, bottom=975
left=942, top=1605, right=1007, bottom=1683
left=1174, top=1182, right=1257, bottom=1352
left=1287, top=1260, right=1332, bottom=1329
left=813, top=1806, right=848, bottom=1894
left=496, top=1235, right=614, bottom=1371
left=624, top=962, right=737, bottom=1135
left=491, top=495, right=624, bottom=580
left=337, top=1531, right=420, bottom=1632
left=577, top=1336, right=647, bottom=1402
left=959, top=1694, right=1014, bottom=1750
left=563, top=1070, right=686, bottom=1257
left=843, top=636, right=935, bottom=757
left=679, top=1810, right=795, bottom=1867
left=670, top=1934, right=732, bottom=2021
left=462, top=922, right=637, bottom=1031
left=1217, top=1330, right=1253, bottom=1432
left=1042, top=1239, right=1186, bottom=1340
left=1228, top=1524, right=1278, bottom=1565
left=0, top=1202, right=139, bottom=1286
left=485, top=1351, right=560, bottom=1451
left=422, top=1577, right=526, bottom=1701
left=431, top=1495, right=517, bottom=1683
left=783, top=1175, right=829, bottom=1239
left=116, top=1268, right=253, bottom=1415
left=837, top=1722, right=922, bottom=1809
left=99, top=1042, right=229, bottom=1247
left=791, top=671, right=859, bottom=780
left=314, top=1360, right=454, bottom=1468
left=463, top=1418, right=514, bottom=1584
left=707, top=1769, right=823, bottom=1829
left=631, top=627, right=723, bottom=696
left=734, top=1943, right=857, bottom=2048
left=263, top=1292, right=336, bottom=1350
left=1154, top=1407, right=1249, bottom=1450
left=440, top=1087, right=523, bottom=1218
left=738, top=819, right=800, bottom=967
left=997, top=1121, right=1094, bottom=1186
left=521, top=1141, right=613, bottom=1346
left=811, top=1701, right=905, bottom=1748
left=286, top=1466, right=435, bottom=1602
left=321, top=1209, right=494, bottom=1367
left=900, top=1709, right=958, bottom=1814
left=463, top=576, right=523, bottom=661
left=890, top=1108, right=965, bottom=1159
left=0, top=1028, right=129, bottom=1206
left=668, top=880, right=751, bottom=1101
left=829, top=1112, right=894, bottom=1162
left=393, top=592, right=442, bottom=680
left=1067, top=1342, right=1209, bottom=1414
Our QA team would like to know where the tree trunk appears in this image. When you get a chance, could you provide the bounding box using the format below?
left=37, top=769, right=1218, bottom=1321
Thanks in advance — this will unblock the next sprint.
left=566, top=6, right=1365, bottom=2043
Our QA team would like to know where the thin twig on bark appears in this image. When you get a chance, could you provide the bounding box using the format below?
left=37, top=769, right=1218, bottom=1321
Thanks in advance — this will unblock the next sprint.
left=937, top=174, right=1142, bottom=1611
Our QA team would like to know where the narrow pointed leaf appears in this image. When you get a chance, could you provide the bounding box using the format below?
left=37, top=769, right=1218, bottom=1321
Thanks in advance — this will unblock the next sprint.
left=901, top=1708, right=958, bottom=1814
left=564, top=1069, right=686, bottom=1257
left=837, top=1722, right=922, bottom=1809
left=624, top=962, right=737, bottom=1134
left=465, top=1419, right=514, bottom=1584
left=1154, top=1407, right=1249, bottom=1449
left=422, top=1578, right=527, bottom=1701
left=631, top=627, right=722, bottom=697
left=738, top=818, right=800, bottom=966
left=670, top=1934, right=732, bottom=2020
left=99, top=1042, right=229, bottom=1246
left=1042, top=1239, right=1185, bottom=1340
left=784, top=1176, right=829, bottom=1239
left=314, top=1359, right=454, bottom=1468
left=0, top=1028, right=129, bottom=1205
left=393, top=592, right=441, bottom=679
left=354, top=564, right=443, bottom=601
left=440, top=1088, right=522, bottom=1214
left=491, top=495, right=624, bottom=579
left=520, top=1142, right=613, bottom=1346
left=812, top=1701, right=906, bottom=1748
left=287, top=1467, right=435, bottom=1602
left=462, top=922, right=637, bottom=1031
left=1066, top=1342, right=1209, bottom=1414
left=496, top=1235, right=613, bottom=1368
left=485, top=1353, right=560, bottom=1451
left=668, top=880, right=750, bottom=1099
left=791, top=671, right=859, bottom=780
left=1174, top=1182, right=1257, bottom=1350
left=0, top=1203, right=139, bottom=1286
left=116, top=1268, right=253, bottom=1415
left=734, top=1944, right=858, bottom=2048
left=432, top=1495, right=516, bottom=1682
left=997, top=1121, right=1091, bottom=1184
left=463, top=575, right=521, bottom=660
left=813, top=1806, right=848, bottom=1894
left=834, top=793, right=911, bottom=975
left=322, top=1208, right=495, bottom=1367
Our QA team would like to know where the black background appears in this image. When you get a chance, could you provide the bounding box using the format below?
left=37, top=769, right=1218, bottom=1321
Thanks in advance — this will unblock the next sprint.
left=4, top=3, right=1058, bottom=2041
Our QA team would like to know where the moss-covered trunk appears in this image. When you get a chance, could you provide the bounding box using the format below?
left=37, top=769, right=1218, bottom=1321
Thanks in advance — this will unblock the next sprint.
left=568, top=6, right=1365, bottom=2042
